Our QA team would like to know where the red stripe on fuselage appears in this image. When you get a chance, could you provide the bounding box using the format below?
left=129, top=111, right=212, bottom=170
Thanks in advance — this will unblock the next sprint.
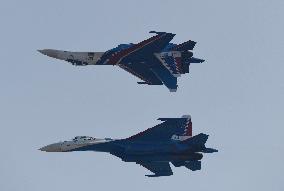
left=186, top=120, right=192, bottom=136
left=174, top=56, right=182, bottom=73
left=107, top=34, right=165, bottom=65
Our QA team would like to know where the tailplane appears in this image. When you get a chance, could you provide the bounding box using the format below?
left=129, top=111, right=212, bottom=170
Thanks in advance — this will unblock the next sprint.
left=184, top=161, right=201, bottom=171
left=181, top=133, right=218, bottom=153
left=182, top=133, right=209, bottom=146
left=172, top=160, right=201, bottom=171
left=170, top=40, right=197, bottom=51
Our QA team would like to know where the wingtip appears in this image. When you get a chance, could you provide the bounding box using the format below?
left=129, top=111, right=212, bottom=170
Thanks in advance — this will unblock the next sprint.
left=158, top=115, right=191, bottom=121
left=149, top=31, right=165, bottom=34
left=149, top=31, right=175, bottom=36
left=181, top=115, right=191, bottom=119
left=145, top=173, right=172, bottom=177
left=169, top=89, right=177, bottom=92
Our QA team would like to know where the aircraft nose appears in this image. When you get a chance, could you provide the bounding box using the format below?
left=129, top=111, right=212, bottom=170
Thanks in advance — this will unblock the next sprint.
left=37, top=49, right=59, bottom=59
left=39, top=143, right=61, bottom=152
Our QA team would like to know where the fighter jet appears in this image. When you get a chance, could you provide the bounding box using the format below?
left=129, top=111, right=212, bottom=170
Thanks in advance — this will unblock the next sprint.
left=38, top=31, right=204, bottom=92
left=39, top=115, right=217, bottom=177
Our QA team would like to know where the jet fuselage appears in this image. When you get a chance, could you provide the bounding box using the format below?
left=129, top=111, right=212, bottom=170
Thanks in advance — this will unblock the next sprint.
left=38, top=31, right=205, bottom=91
left=39, top=115, right=217, bottom=176
left=40, top=136, right=206, bottom=163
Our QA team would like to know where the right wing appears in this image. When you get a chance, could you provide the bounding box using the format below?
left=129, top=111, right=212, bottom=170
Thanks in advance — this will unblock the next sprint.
left=136, top=161, right=173, bottom=177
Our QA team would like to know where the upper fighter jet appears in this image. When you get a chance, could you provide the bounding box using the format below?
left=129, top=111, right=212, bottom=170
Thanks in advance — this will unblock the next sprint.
left=38, top=31, right=204, bottom=92
left=39, top=115, right=217, bottom=177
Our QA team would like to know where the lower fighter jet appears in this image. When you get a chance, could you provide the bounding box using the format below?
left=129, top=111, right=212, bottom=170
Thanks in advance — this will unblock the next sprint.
left=39, top=115, right=217, bottom=177
left=38, top=31, right=204, bottom=92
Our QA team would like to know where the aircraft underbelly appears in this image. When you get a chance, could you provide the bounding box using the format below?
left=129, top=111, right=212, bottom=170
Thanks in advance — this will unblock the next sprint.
left=121, top=152, right=202, bottom=162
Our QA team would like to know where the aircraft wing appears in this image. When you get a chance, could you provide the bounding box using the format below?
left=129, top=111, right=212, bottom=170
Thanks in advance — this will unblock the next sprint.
left=136, top=161, right=173, bottom=177
left=119, top=61, right=177, bottom=91
left=150, top=67, right=177, bottom=91
left=126, top=115, right=192, bottom=142
left=103, top=31, right=178, bottom=91
left=119, top=62, right=163, bottom=85
left=107, top=31, right=175, bottom=65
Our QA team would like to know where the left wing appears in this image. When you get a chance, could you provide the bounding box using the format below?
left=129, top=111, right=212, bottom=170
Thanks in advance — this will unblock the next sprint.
left=136, top=161, right=173, bottom=177
left=150, top=67, right=177, bottom=91
left=119, top=62, right=163, bottom=85
left=126, top=115, right=192, bottom=142
left=119, top=60, right=178, bottom=91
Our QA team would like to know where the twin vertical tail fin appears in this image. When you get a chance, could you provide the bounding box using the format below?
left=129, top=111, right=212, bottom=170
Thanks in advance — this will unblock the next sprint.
left=159, top=115, right=193, bottom=141
left=156, top=40, right=204, bottom=77
left=182, top=115, right=192, bottom=137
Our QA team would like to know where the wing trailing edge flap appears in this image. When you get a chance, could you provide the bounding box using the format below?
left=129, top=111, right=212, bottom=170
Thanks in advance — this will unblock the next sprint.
left=119, top=63, right=163, bottom=85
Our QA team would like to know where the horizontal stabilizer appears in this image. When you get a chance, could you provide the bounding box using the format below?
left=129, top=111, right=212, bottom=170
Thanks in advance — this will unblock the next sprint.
left=184, top=161, right=201, bottom=171
left=189, top=57, right=205, bottom=63
left=171, top=40, right=196, bottom=51
left=182, top=133, right=208, bottom=146
left=201, top=148, right=218, bottom=153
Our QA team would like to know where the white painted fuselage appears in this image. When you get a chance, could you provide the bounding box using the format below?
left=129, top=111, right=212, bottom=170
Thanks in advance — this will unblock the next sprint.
left=39, top=136, right=114, bottom=152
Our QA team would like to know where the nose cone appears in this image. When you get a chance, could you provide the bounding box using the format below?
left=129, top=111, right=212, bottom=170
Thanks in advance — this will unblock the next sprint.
left=39, top=143, right=62, bottom=152
left=38, top=49, right=59, bottom=59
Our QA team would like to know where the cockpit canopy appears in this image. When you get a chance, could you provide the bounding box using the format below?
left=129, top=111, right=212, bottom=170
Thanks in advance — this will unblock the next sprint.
left=72, top=136, right=95, bottom=141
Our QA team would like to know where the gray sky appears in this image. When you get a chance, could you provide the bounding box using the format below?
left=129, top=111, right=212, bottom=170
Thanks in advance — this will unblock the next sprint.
left=0, top=0, right=284, bottom=190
